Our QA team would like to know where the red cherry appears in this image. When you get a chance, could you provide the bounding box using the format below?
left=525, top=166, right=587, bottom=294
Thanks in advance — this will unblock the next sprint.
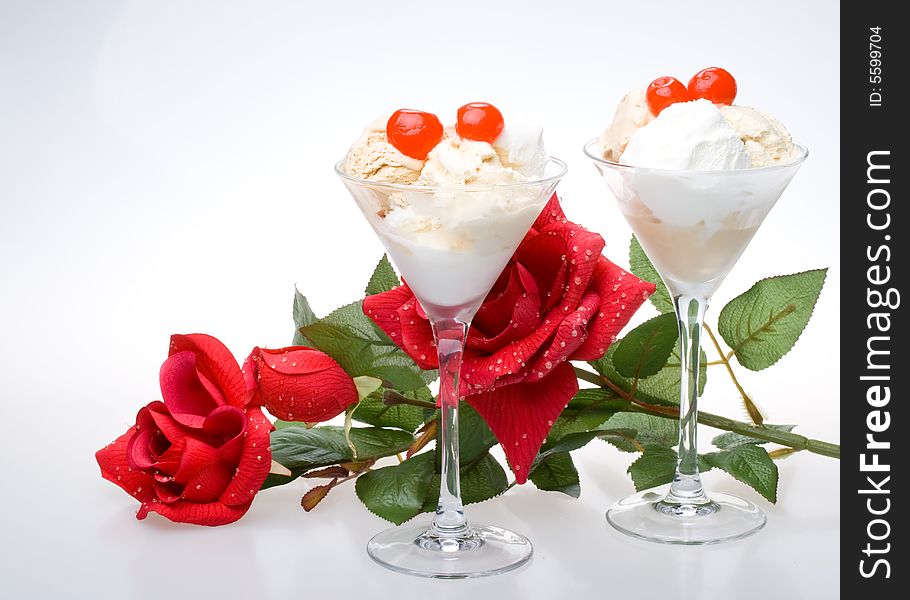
left=456, top=102, right=505, bottom=143
left=646, top=77, right=691, bottom=115
left=688, top=67, right=737, bottom=105
left=386, top=109, right=444, bottom=160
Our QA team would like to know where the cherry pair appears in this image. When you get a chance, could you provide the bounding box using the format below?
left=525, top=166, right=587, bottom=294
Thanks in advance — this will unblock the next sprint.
left=647, top=67, right=737, bottom=115
left=386, top=102, right=504, bottom=160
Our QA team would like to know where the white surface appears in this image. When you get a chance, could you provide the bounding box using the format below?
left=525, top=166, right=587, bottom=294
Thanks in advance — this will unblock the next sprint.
left=0, top=1, right=839, bottom=599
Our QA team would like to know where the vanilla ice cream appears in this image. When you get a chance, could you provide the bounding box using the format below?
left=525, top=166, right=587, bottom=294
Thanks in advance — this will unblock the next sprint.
left=417, top=135, right=523, bottom=186
left=620, top=99, right=750, bottom=170
left=340, top=107, right=557, bottom=315
left=343, top=116, right=424, bottom=184
left=598, top=87, right=654, bottom=162
left=720, top=105, right=799, bottom=167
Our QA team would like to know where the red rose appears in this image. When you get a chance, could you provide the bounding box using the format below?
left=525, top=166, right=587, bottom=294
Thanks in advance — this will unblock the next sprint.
left=364, top=195, right=654, bottom=482
left=243, top=346, right=359, bottom=422
left=96, top=334, right=273, bottom=526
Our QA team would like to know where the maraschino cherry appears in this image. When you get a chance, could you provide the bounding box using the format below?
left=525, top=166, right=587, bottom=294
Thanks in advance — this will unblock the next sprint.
left=386, top=109, right=444, bottom=160
left=688, top=67, right=737, bottom=105
left=456, top=102, right=505, bottom=143
left=646, top=77, right=691, bottom=115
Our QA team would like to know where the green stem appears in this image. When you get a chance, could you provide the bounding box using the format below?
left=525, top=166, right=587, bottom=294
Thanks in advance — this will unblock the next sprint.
left=383, top=390, right=436, bottom=409
left=572, top=365, right=840, bottom=459
left=703, top=324, right=764, bottom=425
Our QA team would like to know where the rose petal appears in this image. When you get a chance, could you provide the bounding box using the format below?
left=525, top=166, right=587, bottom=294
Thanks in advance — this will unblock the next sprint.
left=160, top=352, right=221, bottom=428
left=204, top=405, right=248, bottom=463
left=527, top=291, right=600, bottom=374
left=146, top=401, right=188, bottom=442
left=515, top=229, right=569, bottom=313
left=363, top=286, right=438, bottom=369
left=153, top=480, right=183, bottom=504
left=96, top=428, right=157, bottom=519
left=466, top=362, right=578, bottom=484
left=203, top=405, right=246, bottom=439
left=471, top=263, right=541, bottom=350
left=396, top=300, right=437, bottom=368
left=251, top=346, right=340, bottom=375
left=571, top=258, right=655, bottom=360
left=182, top=461, right=235, bottom=503
left=153, top=437, right=186, bottom=476
left=172, top=438, right=220, bottom=485
left=460, top=316, right=559, bottom=393
left=126, top=428, right=159, bottom=470
left=531, top=193, right=566, bottom=230
left=169, top=334, right=247, bottom=408
left=145, top=499, right=253, bottom=526
left=220, top=408, right=273, bottom=507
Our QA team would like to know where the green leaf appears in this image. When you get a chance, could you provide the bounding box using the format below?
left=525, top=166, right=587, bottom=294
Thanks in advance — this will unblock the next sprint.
left=356, top=452, right=435, bottom=524
left=712, top=424, right=796, bottom=450
left=704, top=444, right=779, bottom=503
left=270, top=427, right=352, bottom=473
left=590, top=342, right=707, bottom=406
left=457, top=401, right=499, bottom=465
left=353, top=386, right=434, bottom=432
left=547, top=388, right=629, bottom=441
left=365, top=254, right=400, bottom=296
left=718, top=269, right=827, bottom=371
left=300, top=301, right=437, bottom=391
left=292, top=289, right=318, bottom=346
left=422, top=452, right=510, bottom=513
left=530, top=452, right=581, bottom=498
left=600, top=412, right=679, bottom=451
left=629, top=236, right=673, bottom=313
left=263, top=425, right=413, bottom=489
left=627, top=447, right=678, bottom=491
left=349, top=427, right=415, bottom=459
left=533, top=430, right=604, bottom=472
left=460, top=453, right=509, bottom=504
left=612, top=313, right=679, bottom=379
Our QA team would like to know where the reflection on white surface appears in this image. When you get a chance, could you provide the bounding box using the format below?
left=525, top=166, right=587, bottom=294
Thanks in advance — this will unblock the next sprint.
left=0, top=0, right=838, bottom=598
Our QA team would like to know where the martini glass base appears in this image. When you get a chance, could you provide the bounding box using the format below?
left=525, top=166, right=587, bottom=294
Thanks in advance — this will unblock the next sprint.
left=366, top=521, right=533, bottom=578
left=606, top=485, right=766, bottom=545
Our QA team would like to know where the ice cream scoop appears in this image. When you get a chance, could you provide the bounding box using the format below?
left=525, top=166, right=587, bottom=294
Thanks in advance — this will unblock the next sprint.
left=620, top=99, right=750, bottom=170
left=597, top=87, right=654, bottom=162
left=343, top=116, right=424, bottom=184
left=417, top=135, right=523, bottom=186
left=720, top=105, right=799, bottom=167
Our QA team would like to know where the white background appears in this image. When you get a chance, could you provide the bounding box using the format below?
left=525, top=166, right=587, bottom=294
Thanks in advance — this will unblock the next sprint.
left=0, top=1, right=839, bottom=599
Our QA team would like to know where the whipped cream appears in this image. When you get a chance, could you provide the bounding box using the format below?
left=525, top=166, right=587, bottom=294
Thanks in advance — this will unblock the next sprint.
left=620, top=99, right=750, bottom=170
left=493, top=119, right=547, bottom=177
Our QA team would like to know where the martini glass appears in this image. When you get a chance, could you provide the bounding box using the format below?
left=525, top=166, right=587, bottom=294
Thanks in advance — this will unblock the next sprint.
left=337, top=157, right=567, bottom=577
left=584, top=139, right=807, bottom=544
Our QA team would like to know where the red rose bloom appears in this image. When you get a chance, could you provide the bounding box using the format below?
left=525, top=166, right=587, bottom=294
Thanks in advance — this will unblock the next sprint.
left=96, top=334, right=273, bottom=526
left=364, top=195, right=654, bottom=482
left=243, top=346, right=359, bottom=422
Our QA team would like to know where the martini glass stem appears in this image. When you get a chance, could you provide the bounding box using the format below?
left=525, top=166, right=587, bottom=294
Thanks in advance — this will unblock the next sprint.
left=666, top=295, right=710, bottom=505
left=430, top=317, right=470, bottom=537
